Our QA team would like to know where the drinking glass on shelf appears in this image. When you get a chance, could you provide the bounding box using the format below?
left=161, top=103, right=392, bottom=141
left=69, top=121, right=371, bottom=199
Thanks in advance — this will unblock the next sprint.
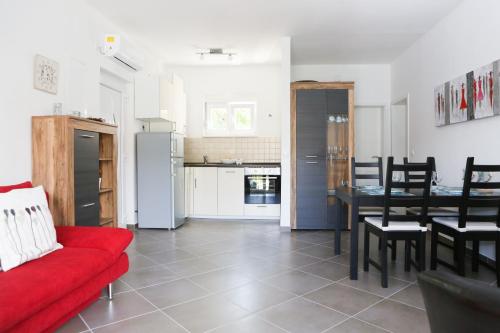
left=392, top=171, right=403, bottom=182
left=431, top=171, right=442, bottom=186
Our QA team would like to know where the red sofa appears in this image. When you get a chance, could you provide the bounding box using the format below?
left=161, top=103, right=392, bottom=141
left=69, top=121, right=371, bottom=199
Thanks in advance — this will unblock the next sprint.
left=0, top=182, right=133, bottom=333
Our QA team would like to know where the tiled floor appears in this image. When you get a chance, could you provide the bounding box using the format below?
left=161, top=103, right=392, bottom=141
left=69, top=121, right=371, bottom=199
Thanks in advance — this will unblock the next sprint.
left=57, top=219, right=498, bottom=333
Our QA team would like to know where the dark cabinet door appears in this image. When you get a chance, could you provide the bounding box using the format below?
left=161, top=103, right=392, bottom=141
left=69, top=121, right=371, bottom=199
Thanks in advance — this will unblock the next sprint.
left=326, top=89, right=348, bottom=116
left=296, top=89, right=328, bottom=229
left=74, top=130, right=100, bottom=226
left=296, top=159, right=327, bottom=229
left=296, top=90, right=327, bottom=159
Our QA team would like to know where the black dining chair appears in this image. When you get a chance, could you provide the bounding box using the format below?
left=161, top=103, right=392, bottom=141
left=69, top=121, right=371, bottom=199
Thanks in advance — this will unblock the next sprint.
left=404, top=157, right=458, bottom=218
left=418, top=270, right=500, bottom=332
left=351, top=157, right=399, bottom=260
left=430, top=157, right=500, bottom=286
left=364, top=156, right=433, bottom=287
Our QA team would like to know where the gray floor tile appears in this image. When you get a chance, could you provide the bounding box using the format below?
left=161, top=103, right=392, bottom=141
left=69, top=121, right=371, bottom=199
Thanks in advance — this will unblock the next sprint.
left=145, top=248, right=196, bottom=265
left=389, top=283, right=425, bottom=309
left=212, top=316, right=286, bottom=333
left=56, top=315, right=88, bottom=333
left=233, top=257, right=290, bottom=279
left=164, top=295, right=249, bottom=333
left=132, top=240, right=177, bottom=255
left=356, top=299, right=430, bottom=333
left=80, top=292, right=156, bottom=328
left=299, top=260, right=350, bottom=281
left=92, top=311, right=185, bottom=333
left=121, top=265, right=178, bottom=289
left=222, top=281, right=295, bottom=312
left=259, top=297, right=348, bottom=333
left=338, top=271, right=410, bottom=297
left=127, top=254, right=158, bottom=271
left=267, top=251, right=322, bottom=268
left=205, top=250, right=257, bottom=267
left=189, top=267, right=253, bottom=292
left=296, top=245, right=337, bottom=259
left=304, top=283, right=382, bottom=315
left=137, top=278, right=210, bottom=308
left=165, top=257, right=221, bottom=277
left=325, top=318, right=389, bottom=333
left=263, top=269, right=332, bottom=295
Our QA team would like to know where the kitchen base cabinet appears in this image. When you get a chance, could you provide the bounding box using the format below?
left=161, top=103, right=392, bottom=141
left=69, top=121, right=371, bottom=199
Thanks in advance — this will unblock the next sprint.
left=244, top=204, right=280, bottom=218
left=193, top=167, right=218, bottom=216
left=217, top=168, right=244, bottom=216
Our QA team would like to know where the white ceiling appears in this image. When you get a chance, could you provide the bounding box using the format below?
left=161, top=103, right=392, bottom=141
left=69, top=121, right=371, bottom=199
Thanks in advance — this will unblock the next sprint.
left=86, top=0, right=462, bottom=65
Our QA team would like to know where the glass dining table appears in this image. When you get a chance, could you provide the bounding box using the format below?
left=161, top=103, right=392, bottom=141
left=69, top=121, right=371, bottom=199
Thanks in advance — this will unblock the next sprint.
left=333, top=185, right=468, bottom=280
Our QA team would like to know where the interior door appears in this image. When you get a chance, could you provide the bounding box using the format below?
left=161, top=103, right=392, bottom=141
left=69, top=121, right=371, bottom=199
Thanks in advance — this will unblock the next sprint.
left=355, top=106, right=383, bottom=161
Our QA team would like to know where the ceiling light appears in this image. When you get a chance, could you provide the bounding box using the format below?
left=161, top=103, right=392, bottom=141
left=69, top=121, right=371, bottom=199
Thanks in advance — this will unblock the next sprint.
left=196, top=48, right=237, bottom=62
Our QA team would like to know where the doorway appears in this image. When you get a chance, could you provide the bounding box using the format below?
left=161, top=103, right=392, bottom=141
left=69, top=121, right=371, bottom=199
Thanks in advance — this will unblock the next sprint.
left=390, top=97, right=409, bottom=163
left=355, top=106, right=384, bottom=162
left=99, top=70, right=129, bottom=226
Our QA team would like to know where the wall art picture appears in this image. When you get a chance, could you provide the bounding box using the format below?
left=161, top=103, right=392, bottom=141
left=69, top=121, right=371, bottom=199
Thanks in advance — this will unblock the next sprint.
left=434, top=59, right=500, bottom=126
left=34, top=54, right=59, bottom=94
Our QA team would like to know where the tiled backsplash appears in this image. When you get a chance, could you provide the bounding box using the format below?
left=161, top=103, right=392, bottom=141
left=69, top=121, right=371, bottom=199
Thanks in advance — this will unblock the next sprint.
left=185, top=137, right=281, bottom=163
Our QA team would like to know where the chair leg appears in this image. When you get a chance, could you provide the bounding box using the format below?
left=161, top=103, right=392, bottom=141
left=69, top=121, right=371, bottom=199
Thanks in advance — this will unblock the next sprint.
left=391, top=240, right=397, bottom=261
left=364, top=226, right=370, bottom=272
left=404, top=240, right=411, bottom=272
left=380, top=234, right=388, bottom=288
left=414, top=240, right=420, bottom=263
left=378, top=238, right=382, bottom=250
left=430, top=226, right=438, bottom=270
left=418, top=232, right=426, bottom=272
left=472, top=240, right=480, bottom=272
left=496, top=236, right=500, bottom=287
left=456, top=236, right=466, bottom=276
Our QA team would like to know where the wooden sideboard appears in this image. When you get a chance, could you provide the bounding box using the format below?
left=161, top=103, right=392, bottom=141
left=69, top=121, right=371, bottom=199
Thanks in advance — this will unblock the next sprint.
left=32, top=116, right=118, bottom=227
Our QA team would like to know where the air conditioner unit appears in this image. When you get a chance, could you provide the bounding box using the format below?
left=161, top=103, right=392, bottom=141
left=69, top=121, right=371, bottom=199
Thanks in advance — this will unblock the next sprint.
left=100, top=34, right=145, bottom=71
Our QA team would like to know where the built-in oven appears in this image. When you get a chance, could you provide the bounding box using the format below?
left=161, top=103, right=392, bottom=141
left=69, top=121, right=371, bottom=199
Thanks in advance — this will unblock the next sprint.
left=244, top=167, right=281, bottom=204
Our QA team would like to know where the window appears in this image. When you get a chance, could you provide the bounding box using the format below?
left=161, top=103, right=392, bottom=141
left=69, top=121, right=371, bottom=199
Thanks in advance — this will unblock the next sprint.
left=205, top=102, right=256, bottom=136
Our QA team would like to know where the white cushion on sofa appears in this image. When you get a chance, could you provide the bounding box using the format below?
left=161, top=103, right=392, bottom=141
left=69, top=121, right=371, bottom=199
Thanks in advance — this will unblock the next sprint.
left=0, top=186, right=62, bottom=271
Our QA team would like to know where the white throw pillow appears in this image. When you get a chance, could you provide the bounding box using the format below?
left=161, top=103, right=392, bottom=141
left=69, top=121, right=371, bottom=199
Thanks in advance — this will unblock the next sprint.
left=0, top=186, right=62, bottom=271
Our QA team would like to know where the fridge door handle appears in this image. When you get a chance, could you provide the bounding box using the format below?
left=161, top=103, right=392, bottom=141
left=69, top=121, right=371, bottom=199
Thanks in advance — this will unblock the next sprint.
left=172, top=159, right=177, bottom=176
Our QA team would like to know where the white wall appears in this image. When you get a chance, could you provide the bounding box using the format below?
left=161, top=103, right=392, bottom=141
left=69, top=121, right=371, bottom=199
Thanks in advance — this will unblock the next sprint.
left=391, top=0, right=500, bottom=259
left=0, top=0, right=161, bottom=226
left=292, top=64, right=392, bottom=163
left=164, top=65, right=281, bottom=138
left=392, top=0, right=500, bottom=185
left=280, top=37, right=291, bottom=229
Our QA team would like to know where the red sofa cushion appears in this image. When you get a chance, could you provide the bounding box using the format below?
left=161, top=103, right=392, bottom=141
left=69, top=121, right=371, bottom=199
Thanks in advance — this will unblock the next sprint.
left=56, top=226, right=133, bottom=261
left=0, top=247, right=114, bottom=331
left=5, top=253, right=129, bottom=333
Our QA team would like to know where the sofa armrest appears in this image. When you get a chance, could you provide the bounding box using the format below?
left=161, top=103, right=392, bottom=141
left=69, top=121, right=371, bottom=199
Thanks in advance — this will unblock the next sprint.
left=56, top=226, right=133, bottom=260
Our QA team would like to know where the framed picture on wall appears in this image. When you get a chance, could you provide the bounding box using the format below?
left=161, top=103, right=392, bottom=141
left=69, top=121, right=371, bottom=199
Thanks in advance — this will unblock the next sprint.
left=34, top=54, right=59, bottom=95
left=434, top=58, right=500, bottom=127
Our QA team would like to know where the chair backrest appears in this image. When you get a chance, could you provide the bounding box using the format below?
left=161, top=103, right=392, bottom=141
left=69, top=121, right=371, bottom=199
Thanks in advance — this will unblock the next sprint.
left=351, top=157, right=383, bottom=187
left=418, top=270, right=500, bottom=332
left=458, top=157, right=500, bottom=228
left=403, top=157, right=436, bottom=182
left=382, top=156, right=433, bottom=227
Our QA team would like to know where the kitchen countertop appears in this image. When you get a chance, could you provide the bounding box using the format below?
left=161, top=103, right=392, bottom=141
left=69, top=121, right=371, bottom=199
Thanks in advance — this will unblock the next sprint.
left=184, top=162, right=281, bottom=168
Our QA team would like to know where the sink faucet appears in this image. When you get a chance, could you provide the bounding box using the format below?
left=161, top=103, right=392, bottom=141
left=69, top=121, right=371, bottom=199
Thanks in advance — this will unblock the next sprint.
left=203, top=155, right=208, bottom=164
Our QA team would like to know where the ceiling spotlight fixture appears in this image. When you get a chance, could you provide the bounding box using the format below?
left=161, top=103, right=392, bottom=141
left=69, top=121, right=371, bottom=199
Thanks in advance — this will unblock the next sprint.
left=196, top=48, right=236, bottom=62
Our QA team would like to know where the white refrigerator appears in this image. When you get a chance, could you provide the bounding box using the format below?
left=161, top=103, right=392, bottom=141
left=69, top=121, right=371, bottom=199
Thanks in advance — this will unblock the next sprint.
left=136, top=132, right=185, bottom=229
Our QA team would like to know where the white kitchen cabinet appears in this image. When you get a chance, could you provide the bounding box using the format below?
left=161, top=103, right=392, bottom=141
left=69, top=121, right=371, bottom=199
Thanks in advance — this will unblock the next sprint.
left=184, top=167, right=194, bottom=217
left=193, top=167, right=218, bottom=216
left=217, top=168, right=244, bottom=216
left=134, top=71, right=161, bottom=120
left=244, top=204, right=281, bottom=218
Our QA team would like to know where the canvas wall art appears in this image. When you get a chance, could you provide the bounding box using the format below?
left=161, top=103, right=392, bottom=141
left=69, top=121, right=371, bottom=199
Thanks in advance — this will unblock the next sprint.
left=434, top=59, right=500, bottom=126
left=34, top=54, right=59, bottom=94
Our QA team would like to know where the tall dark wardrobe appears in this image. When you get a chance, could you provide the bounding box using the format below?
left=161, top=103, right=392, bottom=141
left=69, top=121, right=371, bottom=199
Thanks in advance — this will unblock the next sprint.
left=291, top=82, right=355, bottom=230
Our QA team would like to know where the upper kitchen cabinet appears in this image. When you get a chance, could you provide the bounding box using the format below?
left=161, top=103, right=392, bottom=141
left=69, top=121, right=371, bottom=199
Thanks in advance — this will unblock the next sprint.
left=134, top=72, right=187, bottom=133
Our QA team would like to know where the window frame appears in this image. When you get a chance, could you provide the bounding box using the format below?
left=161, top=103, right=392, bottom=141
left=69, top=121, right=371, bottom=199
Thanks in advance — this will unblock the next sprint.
left=204, top=101, right=257, bottom=137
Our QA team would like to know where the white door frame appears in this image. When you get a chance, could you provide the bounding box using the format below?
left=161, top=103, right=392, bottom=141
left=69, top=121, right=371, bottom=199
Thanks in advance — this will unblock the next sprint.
left=99, top=70, right=130, bottom=227
left=390, top=94, right=410, bottom=160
